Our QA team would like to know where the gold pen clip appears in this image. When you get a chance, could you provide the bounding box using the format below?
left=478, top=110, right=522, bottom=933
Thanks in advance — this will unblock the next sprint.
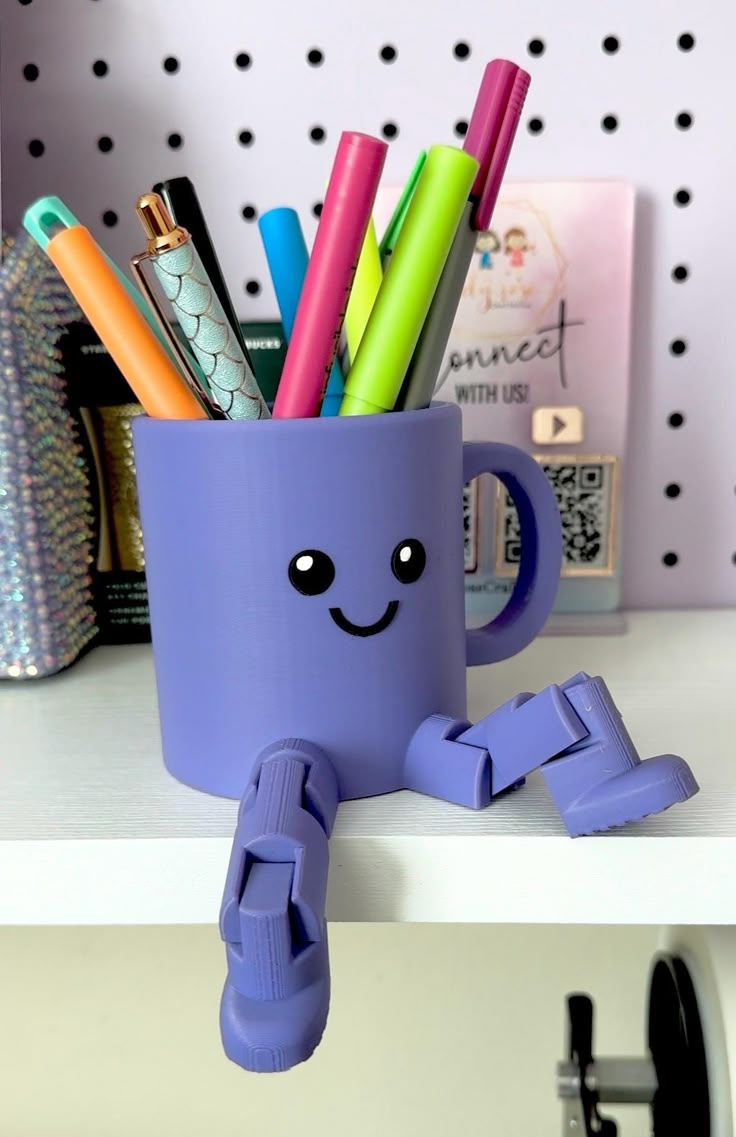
left=130, top=194, right=226, bottom=421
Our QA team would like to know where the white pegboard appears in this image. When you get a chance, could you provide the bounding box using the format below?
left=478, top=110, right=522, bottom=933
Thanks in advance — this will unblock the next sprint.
left=0, top=0, right=734, bottom=609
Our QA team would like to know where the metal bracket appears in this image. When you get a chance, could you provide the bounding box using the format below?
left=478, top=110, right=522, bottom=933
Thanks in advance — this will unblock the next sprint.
left=557, top=954, right=710, bottom=1136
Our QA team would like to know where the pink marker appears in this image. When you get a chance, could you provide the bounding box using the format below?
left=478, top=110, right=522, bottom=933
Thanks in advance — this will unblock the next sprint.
left=463, top=59, right=519, bottom=213
left=273, top=132, right=387, bottom=419
left=472, top=63, right=531, bottom=231
left=396, top=58, right=531, bottom=410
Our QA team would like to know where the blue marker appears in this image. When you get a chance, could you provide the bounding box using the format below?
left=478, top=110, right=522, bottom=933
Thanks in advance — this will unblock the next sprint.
left=258, top=207, right=345, bottom=416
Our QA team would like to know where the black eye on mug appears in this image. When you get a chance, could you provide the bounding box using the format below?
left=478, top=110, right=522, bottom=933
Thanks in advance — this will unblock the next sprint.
left=288, top=549, right=335, bottom=596
left=391, top=538, right=426, bottom=584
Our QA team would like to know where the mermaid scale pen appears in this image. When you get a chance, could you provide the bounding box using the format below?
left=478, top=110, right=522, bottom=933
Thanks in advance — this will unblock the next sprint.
left=133, top=194, right=270, bottom=421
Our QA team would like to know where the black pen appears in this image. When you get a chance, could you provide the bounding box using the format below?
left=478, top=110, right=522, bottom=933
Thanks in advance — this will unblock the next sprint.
left=153, top=176, right=256, bottom=372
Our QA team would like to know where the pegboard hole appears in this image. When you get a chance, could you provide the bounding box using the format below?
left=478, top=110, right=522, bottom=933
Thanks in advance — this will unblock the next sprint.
left=732, top=553, right=736, bottom=566
left=665, top=483, right=682, bottom=499
left=310, top=125, right=326, bottom=143
left=163, top=56, right=180, bottom=74
left=676, top=111, right=693, bottom=130
left=245, top=280, right=261, bottom=296
left=167, top=132, right=183, bottom=149
left=27, top=139, right=44, bottom=158
left=23, top=64, right=39, bottom=81
left=670, top=338, right=688, bottom=356
left=527, top=38, right=545, bottom=57
left=668, top=412, right=685, bottom=428
left=453, top=41, right=471, bottom=60
left=454, top=119, right=468, bottom=137
left=662, top=552, right=679, bottom=567
left=527, top=117, right=544, bottom=135
left=672, top=264, right=690, bottom=282
left=97, top=136, right=114, bottom=153
left=602, top=35, right=620, bottom=53
left=102, top=210, right=118, bottom=228
left=674, top=187, right=691, bottom=207
left=307, top=48, right=324, bottom=66
left=312, top=202, right=323, bottom=218
left=382, top=121, right=399, bottom=140
left=18, top=1, right=33, bottom=6
left=601, top=114, right=619, bottom=132
left=238, top=130, right=255, bottom=147
left=235, top=52, right=252, bottom=70
left=92, top=59, right=109, bottom=77
left=678, top=32, right=696, bottom=51
left=380, top=44, right=397, bottom=62
left=241, top=204, right=257, bottom=221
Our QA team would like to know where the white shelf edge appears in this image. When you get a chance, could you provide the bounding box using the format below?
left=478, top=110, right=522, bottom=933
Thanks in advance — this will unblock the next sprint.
left=3, top=611, right=736, bottom=927
left=2, top=834, right=734, bottom=926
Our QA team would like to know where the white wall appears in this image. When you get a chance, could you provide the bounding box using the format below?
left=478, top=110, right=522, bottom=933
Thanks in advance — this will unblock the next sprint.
left=4, top=0, right=734, bottom=609
left=0, top=925, right=657, bottom=1136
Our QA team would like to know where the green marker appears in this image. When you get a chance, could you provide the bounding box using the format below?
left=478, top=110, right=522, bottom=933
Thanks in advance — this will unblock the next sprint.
left=339, top=145, right=478, bottom=417
left=378, top=150, right=426, bottom=264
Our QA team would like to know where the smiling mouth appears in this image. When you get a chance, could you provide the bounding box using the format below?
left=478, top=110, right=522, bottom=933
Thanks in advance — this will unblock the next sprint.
left=329, top=600, right=399, bottom=638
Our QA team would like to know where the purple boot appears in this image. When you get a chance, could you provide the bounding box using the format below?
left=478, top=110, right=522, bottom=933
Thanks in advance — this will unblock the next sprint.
left=540, top=673, right=698, bottom=836
left=219, top=743, right=337, bottom=1072
left=455, top=671, right=698, bottom=836
left=220, top=861, right=330, bottom=1073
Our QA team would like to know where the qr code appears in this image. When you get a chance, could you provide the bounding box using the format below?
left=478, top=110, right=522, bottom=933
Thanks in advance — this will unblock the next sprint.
left=495, top=455, right=618, bottom=577
left=463, top=480, right=478, bottom=572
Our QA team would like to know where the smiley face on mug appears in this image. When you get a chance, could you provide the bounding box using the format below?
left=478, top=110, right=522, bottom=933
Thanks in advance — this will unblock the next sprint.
left=287, top=539, right=427, bottom=638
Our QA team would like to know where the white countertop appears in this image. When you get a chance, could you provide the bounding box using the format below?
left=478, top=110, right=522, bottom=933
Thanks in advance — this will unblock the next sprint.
left=1, top=610, right=734, bottom=925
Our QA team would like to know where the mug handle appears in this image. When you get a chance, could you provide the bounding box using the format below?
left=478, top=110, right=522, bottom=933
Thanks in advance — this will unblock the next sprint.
left=463, top=441, right=562, bottom=666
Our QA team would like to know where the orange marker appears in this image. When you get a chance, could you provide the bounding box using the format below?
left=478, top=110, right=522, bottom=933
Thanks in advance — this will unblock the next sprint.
left=23, top=198, right=206, bottom=420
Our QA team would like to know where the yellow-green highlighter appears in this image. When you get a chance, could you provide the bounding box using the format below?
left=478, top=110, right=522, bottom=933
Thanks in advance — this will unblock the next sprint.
left=339, top=144, right=478, bottom=417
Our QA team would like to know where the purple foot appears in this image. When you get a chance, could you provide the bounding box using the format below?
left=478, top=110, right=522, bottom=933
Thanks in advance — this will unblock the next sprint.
left=220, top=937, right=330, bottom=1073
left=541, top=675, right=699, bottom=836
left=219, top=745, right=337, bottom=1072
left=544, top=751, right=698, bottom=837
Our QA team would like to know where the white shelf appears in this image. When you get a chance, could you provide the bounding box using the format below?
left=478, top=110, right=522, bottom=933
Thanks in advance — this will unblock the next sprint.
left=1, top=611, right=735, bottom=926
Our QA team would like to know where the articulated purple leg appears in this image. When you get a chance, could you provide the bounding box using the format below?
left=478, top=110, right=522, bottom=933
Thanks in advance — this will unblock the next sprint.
left=219, top=739, right=339, bottom=1072
left=404, top=713, right=492, bottom=808
left=404, top=673, right=698, bottom=836
left=456, top=672, right=698, bottom=835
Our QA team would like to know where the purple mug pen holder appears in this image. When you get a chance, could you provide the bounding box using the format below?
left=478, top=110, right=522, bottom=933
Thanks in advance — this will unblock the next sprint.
left=132, top=401, right=560, bottom=800
left=133, top=401, right=698, bottom=1074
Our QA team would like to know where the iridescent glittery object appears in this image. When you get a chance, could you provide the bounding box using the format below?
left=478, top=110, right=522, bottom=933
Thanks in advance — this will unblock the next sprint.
left=0, top=231, right=97, bottom=678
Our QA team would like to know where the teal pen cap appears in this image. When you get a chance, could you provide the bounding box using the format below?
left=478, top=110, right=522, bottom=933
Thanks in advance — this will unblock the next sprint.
left=23, top=195, right=207, bottom=389
left=25, top=196, right=168, bottom=338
